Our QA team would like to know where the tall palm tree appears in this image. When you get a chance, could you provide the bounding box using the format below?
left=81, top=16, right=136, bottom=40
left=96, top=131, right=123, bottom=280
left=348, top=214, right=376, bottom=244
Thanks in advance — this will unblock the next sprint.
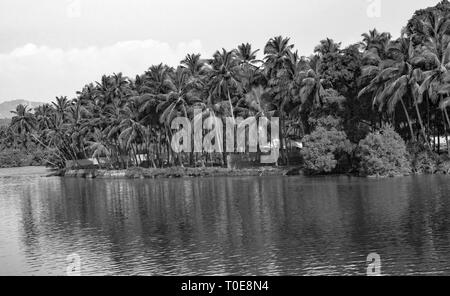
left=34, top=104, right=55, bottom=132
left=297, top=56, right=326, bottom=109
left=263, top=36, right=294, bottom=79
left=52, top=96, right=72, bottom=122
left=361, top=29, right=392, bottom=59
left=160, top=67, right=204, bottom=165
left=417, top=11, right=450, bottom=153
left=87, top=128, right=111, bottom=169
left=236, top=43, right=260, bottom=65
left=207, top=48, right=242, bottom=121
left=10, top=104, right=36, bottom=148
left=119, top=118, right=147, bottom=166
left=359, top=35, right=429, bottom=143
left=181, top=53, right=207, bottom=77
left=263, top=36, right=297, bottom=163
left=314, top=38, right=341, bottom=56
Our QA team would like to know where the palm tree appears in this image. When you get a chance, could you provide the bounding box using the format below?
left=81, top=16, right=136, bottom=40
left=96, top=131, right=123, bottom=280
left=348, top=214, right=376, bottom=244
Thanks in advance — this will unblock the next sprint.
left=159, top=67, right=204, bottom=165
left=119, top=104, right=147, bottom=167
left=417, top=11, right=450, bottom=153
left=52, top=96, right=72, bottom=122
left=87, top=128, right=111, bottom=168
left=297, top=56, right=326, bottom=110
left=263, top=36, right=296, bottom=163
left=236, top=85, right=272, bottom=118
left=144, top=64, right=173, bottom=95
left=314, top=38, right=341, bottom=56
left=10, top=104, right=36, bottom=148
left=359, top=35, right=428, bottom=144
left=264, top=36, right=294, bottom=79
left=236, top=43, right=260, bottom=65
left=361, top=29, right=392, bottom=59
left=67, top=100, right=90, bottom=159
left=34, top=104, right=55, bottom=132
left=181, top=53, right=207, bottom=77
left=158, top=68, right=202, bottom=123
left=207, top=48, right=242, bottom=121
left=236, top=43, right=264, bottom=92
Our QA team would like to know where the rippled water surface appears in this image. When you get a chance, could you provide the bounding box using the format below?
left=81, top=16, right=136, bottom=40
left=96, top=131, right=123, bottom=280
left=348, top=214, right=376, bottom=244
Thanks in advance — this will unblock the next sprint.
left=1, top=167, right=450, bottom=275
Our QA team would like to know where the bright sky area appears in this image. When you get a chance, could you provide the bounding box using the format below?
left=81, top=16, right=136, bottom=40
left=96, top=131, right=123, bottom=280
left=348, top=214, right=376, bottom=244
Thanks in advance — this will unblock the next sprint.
left=0, top=0, right=440, bottom=103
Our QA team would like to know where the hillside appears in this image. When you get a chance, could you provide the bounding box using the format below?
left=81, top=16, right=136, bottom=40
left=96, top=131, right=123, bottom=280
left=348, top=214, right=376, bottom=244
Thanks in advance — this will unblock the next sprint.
left=0, top=100, right=44, bottom=119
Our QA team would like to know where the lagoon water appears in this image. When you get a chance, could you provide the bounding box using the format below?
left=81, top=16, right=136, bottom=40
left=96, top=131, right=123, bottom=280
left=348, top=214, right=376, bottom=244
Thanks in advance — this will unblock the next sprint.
left=1, top=166, right=450, bottom=275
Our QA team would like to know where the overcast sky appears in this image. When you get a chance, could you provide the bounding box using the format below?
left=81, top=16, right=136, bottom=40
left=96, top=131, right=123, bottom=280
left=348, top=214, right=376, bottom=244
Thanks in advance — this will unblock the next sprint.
left=0, top=0, right=440, bottom=103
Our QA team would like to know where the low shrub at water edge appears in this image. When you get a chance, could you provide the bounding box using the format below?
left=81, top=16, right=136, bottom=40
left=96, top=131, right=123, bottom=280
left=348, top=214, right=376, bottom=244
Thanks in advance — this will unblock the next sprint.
left=357, top=125, right=411, bottom=177
left=301, top=118, right=354, bottom=175
left=0, top=147, right=52, bottom=168
left=406, top=142, right=438, bottom=174
left=437, top=160, right=450, bottom=174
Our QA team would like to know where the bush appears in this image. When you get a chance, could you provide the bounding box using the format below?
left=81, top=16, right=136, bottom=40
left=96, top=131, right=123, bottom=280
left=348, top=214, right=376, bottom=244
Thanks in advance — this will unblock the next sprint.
left=412, top=151, right=439, bottom=174
left=406, top=143, right=439, bottom=174
left=308, top=115, right=343, bottom=131
left=301, top=118, right=353, bottom=175
left=0, top=147, right=51, bottom=168
left=437, top=160, right=450, bottom=174
left=357, top=125, right=411, bottom=177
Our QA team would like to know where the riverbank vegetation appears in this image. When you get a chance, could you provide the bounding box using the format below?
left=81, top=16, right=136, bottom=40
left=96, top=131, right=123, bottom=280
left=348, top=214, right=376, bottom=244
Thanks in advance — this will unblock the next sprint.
left=1, top=1, right=450, bottom=177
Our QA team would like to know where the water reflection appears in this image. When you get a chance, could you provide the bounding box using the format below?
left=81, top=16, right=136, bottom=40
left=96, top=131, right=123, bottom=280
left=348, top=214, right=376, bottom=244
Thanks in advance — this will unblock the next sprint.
left=1, top=170, right=450, bottom=275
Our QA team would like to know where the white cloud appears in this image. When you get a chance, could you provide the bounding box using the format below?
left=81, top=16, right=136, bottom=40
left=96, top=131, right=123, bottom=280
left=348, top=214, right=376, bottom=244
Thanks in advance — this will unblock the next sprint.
left=0, top=39, right=203, bottom=102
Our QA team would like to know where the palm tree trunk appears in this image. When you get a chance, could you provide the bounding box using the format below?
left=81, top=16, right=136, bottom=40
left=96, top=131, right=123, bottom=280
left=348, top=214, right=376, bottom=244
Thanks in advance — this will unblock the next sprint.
left=443, top=108, right=450, bottom=157
left=227, top=89, right=235, bottom=122
left=400, top=99, right=415, bottom=141
left=414, top=100, right=430, bottom=150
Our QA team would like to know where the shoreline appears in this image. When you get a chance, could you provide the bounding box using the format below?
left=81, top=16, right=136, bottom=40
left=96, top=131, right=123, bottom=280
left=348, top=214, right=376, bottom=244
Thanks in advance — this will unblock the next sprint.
left=50, top=166, right=450, bottom=179
left=2, top=165, right=448, bottom=179
left=51, top=166, right=304, bottom=179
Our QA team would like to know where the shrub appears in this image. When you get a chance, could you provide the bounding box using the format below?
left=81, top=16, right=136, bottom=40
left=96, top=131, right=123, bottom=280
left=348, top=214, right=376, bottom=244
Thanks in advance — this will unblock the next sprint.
left=0, top=147, right=51, bottom=168
left=308, top=115, right=343, bottom=131
left=412, top=151, right=439, bottom=174
left=357, top=125, right=411, bottom=177
left=437, top=160, right=450, bottom=174
left=406, top=142, right=439, bottom=174
left=301, top=119, right=353, bottom=175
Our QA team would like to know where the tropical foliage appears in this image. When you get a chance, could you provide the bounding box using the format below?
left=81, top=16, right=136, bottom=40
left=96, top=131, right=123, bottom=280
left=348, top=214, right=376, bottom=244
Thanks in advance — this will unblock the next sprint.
left=1, top=1, right=449, bottom=174
left=357, top=125, right=412, bottom=177
left=301, top=116, right=353, bottom=175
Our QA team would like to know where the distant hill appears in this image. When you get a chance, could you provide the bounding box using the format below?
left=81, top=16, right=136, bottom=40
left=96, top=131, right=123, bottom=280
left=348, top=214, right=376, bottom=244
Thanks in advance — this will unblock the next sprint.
left=0, top=100, right=45, bottom=119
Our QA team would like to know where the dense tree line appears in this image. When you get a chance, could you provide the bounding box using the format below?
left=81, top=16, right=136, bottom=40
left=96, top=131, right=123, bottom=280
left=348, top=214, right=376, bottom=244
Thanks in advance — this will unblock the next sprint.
left=1, top=1, right=449, bottom=171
